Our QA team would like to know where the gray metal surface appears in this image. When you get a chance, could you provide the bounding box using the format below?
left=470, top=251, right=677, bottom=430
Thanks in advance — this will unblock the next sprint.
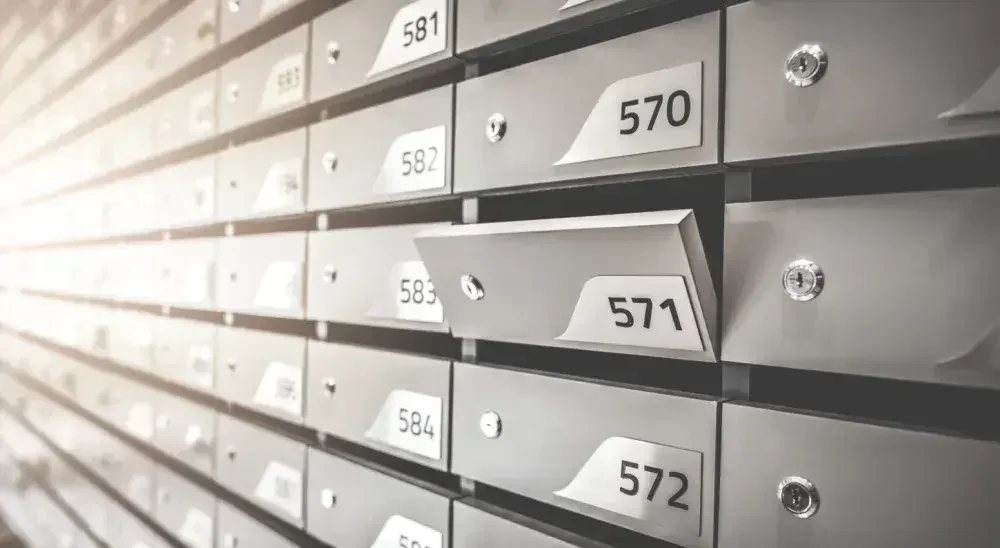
left=309, top=0, right=456, bottom=102
left=454, top=11, right=719, bottom=193
left=306, top=449, right=453, bottom=548
left=107, top=309, right=158, bottom=372
left=725, top=0, right=1000, bottom=162
left=456, top=0, right=662, bottom=56
left=145, top=0, right=219, bottom=80
left=216, top=327, right=306, bottom=422
left=218, top=24, right=309, bottom=132
left=220, top=0, right=307, bottom=43
left=215, top=415, right=305, bottom=526
left=216, top=232, right=306, bottom=318
left=307, top=85, right=454, bottom=211
left=719, top=403, right=1000, bottom=548
left=216, top=129, right=307, bottom=222
left=161, top=238, right=218, bottom=310
left=305, top=340, right=451, bottom=470
left=157, top=156, right=218, bottom=230
left=722, top=187, right=1000, bottom=389
left=414, top=210, right=717, bottom=360
left=156, top=71, right=218, bottom=153
left=91, top=435, right=155, bottom=513
left=152, top=393, right=216, bottom=475
left=216, top=500, right=298, bottom=548
left=153, top=317, right=217, bottom=392
left=452, top=362, right=720, bottom=548
left=155, top=468, right=217, bottom=548
left=307, top=223, right=451, bottom=332
left=453, top=500, right=614, bottom=548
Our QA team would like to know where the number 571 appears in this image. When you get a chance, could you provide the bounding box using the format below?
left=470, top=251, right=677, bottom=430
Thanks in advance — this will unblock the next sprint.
left=608, top=296, right=682, bottom=331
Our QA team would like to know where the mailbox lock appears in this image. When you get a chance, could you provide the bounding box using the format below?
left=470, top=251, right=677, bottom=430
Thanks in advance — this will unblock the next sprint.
left=479, top=411, right=502, bottom=439
left=184, top=425, right=204, bottom=448
left=485, top=113, right=507, bottom=143
left=223, top=533, right=238, bottom=548
left=782, top=259, right=823, bottom=302
left=226, top=83, right=240, bottom=103
left=326, top=41, right=341, bottom=64
left=227, top=0, right=240, bottom=12
left=322, top=151, right=338, bottom=173
left=322, top=265, right=337, bottom=284
left=322, top=378, right=336, bottom=397
left=461, top=274, right=485, bottom=301
left=785, top=44, right=827, bottom=88
left=320, top=488, right=337, bottom=509
left=777, top=476, right=819, bottom=518
left=225, top=446, right=238, bottom=461
left=227, top=359, right=237, bottom=372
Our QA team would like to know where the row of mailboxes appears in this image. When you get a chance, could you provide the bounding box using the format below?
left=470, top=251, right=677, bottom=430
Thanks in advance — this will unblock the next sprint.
left=4, top=0, right=1000, bottom=210
left=3, top=348, right=1000, bottom=548
left=2, top=185, right=998, bottom=390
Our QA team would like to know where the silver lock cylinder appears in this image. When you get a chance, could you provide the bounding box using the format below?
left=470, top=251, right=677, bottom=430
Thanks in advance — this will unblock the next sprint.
left=326, top=42, right=340, bottom=64
left=782, top=259, right=824, bottom=301
left=485, top=113, right=506, bottom=143
left=479, top=411, right=501, bottom=438
left=777, top=476, right=819, bottom=518
left=322, top=151, right=338, bottom=173
left=320, top=488, right=337, bottom=509
left=184, top=425, right=205, bottom=449
left=322, top=265, right=337, bottom=284
left=461, top=274, right=484, bottom=301
left=322, top=378, right=336, bottom=396
left=225, top=446, right=238, bottom=461
left=785, top=44, right=827, bottom=87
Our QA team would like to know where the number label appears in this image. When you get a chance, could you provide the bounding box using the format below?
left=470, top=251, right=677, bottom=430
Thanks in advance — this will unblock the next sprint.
left=555, top=62, right=703, bottom=165
left=607, top=297, right=683, bottom=331
left=554, top=437, right=702, bottom=538
left=368, top=0, right=447, bottom=77
left=253, top=461, right=303, bottom=520
left=178, top=508, right=213, bottom=548
left=253, top=156, right=303, bottom=212
left=367, top=260, right=444, bottom=324
left=374, top=126, right=447, bottom=195
left=398, top=277, right=437, bottom=306
left=401, top=147, right=439, bottom=176
left=557, top=276, right=703, bottom=352
left=252, top=361, right=303, bottom=418
left=397, top=407, right=436, bottom=439
left=259, top=52, right=306, bottom=113
left=251, top=260, right=303, bottom=312
left=370, top=516, right=442, bottom=548
left=365, top=390, right=442, bottom=460
left=618, top=460, right=689, bottom=510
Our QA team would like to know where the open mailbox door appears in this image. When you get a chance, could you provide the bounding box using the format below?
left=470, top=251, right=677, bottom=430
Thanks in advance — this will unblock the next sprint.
left=414, top=210, right=718, bottom=361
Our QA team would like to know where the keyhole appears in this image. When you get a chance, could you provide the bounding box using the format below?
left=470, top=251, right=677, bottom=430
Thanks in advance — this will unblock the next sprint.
left=795, top=271, right=804, bottom=288
left=797, top=55, right=808, bottom=74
